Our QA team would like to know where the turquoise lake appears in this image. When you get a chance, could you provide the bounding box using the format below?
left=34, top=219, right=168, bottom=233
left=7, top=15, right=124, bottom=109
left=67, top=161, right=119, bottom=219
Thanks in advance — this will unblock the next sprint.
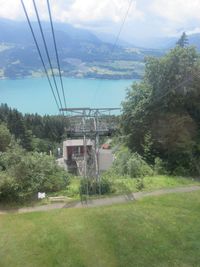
left=0, top=77, right=135, bottom=115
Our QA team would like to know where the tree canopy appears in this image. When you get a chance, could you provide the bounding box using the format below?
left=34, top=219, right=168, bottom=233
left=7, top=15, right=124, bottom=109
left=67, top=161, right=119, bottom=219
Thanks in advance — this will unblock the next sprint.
left=121, top=45, right=200, bottom=175
left=0, top=104, right=68, bottom=153
left=176, top=32, right=189, bottom=48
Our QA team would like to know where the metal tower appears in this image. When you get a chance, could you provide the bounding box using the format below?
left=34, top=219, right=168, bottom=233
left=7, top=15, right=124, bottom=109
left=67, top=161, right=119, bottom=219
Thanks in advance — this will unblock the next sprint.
left=61, top=107, right=120, bottom=196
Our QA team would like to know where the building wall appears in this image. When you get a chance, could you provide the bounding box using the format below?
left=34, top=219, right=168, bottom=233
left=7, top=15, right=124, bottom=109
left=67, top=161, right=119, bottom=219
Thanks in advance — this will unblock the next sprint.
left=98, top=149, right=113, bottom=172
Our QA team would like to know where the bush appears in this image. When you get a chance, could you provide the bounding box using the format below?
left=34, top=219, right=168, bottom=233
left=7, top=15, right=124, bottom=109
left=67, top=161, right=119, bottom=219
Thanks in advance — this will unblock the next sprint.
left=135, top=178, right=145, bottom=191
left=0, top=172, right=19, bottom=202
left=154, top=157, right=167, bottom=175
left=112, top=148, right=153, bottom=178
left=0, top=144, right=70, bottom=202
left=173, top=166, right=190, bottom=177
left=113, top=148, right=132, bottom=176
left=0, top=124, right=11, bottom=152
left=80, top=177, right=112, bottom=196
left=127, top=153, right=153, bottom=178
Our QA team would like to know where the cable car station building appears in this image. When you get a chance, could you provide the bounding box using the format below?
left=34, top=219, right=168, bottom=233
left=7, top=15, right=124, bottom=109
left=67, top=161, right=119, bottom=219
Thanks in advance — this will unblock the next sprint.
left=62, top=139, right=113, bottom=176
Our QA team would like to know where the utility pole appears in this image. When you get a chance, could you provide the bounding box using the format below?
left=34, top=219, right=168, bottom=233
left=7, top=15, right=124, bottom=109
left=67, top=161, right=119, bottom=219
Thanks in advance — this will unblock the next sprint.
left=94, top=110, right=100, bottom=194
left=61, top=107, right=120, bottom=197
left=82, top=111, right=89, bottom=199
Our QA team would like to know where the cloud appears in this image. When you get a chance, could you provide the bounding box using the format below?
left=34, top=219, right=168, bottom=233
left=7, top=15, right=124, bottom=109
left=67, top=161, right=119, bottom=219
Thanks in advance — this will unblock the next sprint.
left=0, top=0, right=144, bottom=23
left=59, top=0, right=143, bottom=23
left=0, top=0, right=23, bottom=20
left=150, top=0, right=200, bottom=23
left=0, top=0, right=200, bottom=43
left=187, top=27, right=200, bottom=35
left=0, top=0, right=45, bottom=20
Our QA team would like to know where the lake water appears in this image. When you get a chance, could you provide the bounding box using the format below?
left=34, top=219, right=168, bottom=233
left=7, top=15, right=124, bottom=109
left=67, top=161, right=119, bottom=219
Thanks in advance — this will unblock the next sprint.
left=0, top=77, right=135, bottom=115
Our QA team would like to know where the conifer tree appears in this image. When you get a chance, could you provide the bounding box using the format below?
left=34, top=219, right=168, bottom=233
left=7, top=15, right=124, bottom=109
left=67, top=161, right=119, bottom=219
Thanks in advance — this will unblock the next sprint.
left=177, top=32, right=189, bottom=47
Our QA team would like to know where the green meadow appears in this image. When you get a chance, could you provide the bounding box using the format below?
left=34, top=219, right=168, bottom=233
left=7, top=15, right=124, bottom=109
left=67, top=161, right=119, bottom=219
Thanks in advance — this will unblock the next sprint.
left=0, top=191, right=200, bottom=267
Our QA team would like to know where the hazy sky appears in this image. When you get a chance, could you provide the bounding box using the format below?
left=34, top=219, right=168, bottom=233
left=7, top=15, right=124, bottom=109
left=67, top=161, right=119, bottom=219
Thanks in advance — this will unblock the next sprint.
left=0, top=0, right=200, bottom=42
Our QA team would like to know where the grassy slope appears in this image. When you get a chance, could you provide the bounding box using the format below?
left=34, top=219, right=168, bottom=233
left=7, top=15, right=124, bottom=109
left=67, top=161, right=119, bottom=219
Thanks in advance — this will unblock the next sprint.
left=64, top=175, right=200, bottom=198
left=0, top=192, right=200, bottom=267
left=111, top=175, right=200, bottom=194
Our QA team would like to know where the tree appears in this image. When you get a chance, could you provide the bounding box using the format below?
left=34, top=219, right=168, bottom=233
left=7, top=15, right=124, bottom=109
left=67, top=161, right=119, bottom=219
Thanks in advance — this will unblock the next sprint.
left=0, top=124, right=11, bottom=152
left=121, top=45, right=200, bottom=175
left=0, top=143, right=70, bottom=202
left=177, top=32, right=188, bottom=48
left=0, top=104, right=68, bottom=152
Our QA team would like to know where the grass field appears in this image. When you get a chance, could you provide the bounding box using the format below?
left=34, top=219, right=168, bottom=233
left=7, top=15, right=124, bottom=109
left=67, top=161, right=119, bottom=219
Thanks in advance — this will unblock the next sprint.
left=63, top=175, right=200, bottom=198
left=0, top=191, right=200, bottom=267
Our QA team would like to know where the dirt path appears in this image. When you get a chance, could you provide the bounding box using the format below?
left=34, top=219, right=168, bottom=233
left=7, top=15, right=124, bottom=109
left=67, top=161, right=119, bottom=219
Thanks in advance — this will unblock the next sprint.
left=0, top=185, right=200, bottom=215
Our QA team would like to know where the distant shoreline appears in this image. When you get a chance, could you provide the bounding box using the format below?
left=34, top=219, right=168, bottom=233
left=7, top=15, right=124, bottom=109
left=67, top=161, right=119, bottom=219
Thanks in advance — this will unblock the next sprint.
left=0, top=76, right=140, bottom=82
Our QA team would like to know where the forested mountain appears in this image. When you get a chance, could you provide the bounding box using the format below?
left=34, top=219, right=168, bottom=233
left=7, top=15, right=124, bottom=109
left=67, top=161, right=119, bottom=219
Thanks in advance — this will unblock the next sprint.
left=0, top=104, right=68, bottom=152
left=0, top=19, right=164, bottom=79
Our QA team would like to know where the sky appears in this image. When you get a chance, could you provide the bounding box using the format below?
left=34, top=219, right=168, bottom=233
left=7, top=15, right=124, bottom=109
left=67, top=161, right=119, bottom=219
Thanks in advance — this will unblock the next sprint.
left=0, top=0, right=200, bottom=44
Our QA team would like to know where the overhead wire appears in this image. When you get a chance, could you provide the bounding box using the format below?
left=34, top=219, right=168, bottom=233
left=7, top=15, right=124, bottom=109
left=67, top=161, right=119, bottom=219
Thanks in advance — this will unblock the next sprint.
left=20, top=0, right=60, bottom=112
left=46, top=0, right=67, bottom=109
left=92, top=0, right=134, bottom=107
left=32, top=0, right=64, bottom=111
left=110, top=0, right=134, bottom=54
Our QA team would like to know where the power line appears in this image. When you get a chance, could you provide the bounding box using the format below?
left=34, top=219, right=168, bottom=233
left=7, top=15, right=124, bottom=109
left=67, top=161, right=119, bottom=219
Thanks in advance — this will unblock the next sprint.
left=20, top=0, right=60, bottom=112
left=46, top=0, right=67, bottom=109
left=92, top=0, right=134, bottom=106
left=32, top=0, right=64, bottom=111
left=111, top=0, right=134, bottom=54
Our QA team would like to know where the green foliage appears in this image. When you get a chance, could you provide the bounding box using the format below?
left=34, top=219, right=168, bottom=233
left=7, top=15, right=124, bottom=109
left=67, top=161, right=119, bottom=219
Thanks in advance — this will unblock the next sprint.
left=113, top=147, right=132, bottom=175
left=154, top=157, right=167, bottom=175
left=65, top=178, right=81, bottom=197
left=127, top=153, right=153, bottom=178
left=113, top=148, right=153, bottom=178
left=0, top=104, right=68, bottom=153
left=1, top=192, right=200, bottom=266
left=79, top=177, right=112, bottom=196
left=0, top=124, right=11, bottom=152
left=0, top=144, right=70, bottom=202
left=122, top=45, right=200, bottom=175
left=0, top=172, right=19, bottom=202
left=135, top=178, right=145, bottom=191
left=101, top=174, right=199, bottom=195
left=177, top=32, right=188, bottom=48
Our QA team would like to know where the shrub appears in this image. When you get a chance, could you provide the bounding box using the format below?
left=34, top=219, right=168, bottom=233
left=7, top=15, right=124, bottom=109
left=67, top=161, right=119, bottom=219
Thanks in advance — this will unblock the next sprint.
left=135, top=178, right=145, bottom=191
left=154, top=157, right=167, bottom=175
left=80, top=177, right=112, bottom=196
left=113, top=148, right=132, bottom=176
left=0, top=145, right=70, bottom=202
left=112, top=148, right=153, bottom=178
left=173, top=166, right=190, bottom=177
left=127, top=153, right=153, bottom=178
left=0, top=172, right=19, bottom=202
left=0, top=124, right=11, bottom=152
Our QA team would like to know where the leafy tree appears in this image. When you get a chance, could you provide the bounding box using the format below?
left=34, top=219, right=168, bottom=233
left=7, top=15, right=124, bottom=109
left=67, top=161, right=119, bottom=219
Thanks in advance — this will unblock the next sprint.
left=122, top=45, right=200, bottom=175
left=0, top=124, right=12, bottom=152
left=112, top=147, right=153, bottom=178
left=0, top=143, right=70, bottom=202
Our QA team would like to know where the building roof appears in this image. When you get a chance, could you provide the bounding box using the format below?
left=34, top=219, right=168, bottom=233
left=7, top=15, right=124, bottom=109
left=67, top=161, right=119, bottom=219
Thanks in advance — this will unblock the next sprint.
left=63, top=139, right=94, bottom=147
left=101, top=143, right=110, bottom=149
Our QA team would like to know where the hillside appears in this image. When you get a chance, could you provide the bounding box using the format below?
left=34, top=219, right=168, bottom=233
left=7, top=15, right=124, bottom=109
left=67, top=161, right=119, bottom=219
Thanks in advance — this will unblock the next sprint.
left=0, top=19, right=164, bottom=80
left=0, top=192, right=200, bottom=266
left=143, top=33, right=200, bottom=50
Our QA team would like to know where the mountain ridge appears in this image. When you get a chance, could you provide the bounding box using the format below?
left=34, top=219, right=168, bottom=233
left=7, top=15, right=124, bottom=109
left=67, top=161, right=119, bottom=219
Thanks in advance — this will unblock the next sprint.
left=0, top=19, right=171, bottom=79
